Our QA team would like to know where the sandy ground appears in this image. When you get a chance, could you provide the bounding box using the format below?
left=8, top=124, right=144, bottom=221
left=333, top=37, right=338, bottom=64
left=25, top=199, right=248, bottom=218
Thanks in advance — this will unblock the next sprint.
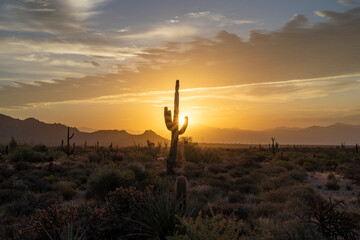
left=307, top=171, right=360, bottom=211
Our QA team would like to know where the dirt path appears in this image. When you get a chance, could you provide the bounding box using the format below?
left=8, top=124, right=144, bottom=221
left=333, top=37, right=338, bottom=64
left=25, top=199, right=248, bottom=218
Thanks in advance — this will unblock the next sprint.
left=307, top=171, right=360, bottom=211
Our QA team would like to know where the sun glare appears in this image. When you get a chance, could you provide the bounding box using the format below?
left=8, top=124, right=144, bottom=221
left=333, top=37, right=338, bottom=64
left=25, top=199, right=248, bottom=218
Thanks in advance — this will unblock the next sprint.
left=179, top=115, right=187, bottom=127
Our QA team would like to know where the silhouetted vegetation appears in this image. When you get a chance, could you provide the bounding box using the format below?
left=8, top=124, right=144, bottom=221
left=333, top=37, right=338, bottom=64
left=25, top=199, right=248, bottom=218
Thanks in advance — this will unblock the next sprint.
left=164, top=80, right=188, bottom=174
left=0, top=141, right=359, bottom=239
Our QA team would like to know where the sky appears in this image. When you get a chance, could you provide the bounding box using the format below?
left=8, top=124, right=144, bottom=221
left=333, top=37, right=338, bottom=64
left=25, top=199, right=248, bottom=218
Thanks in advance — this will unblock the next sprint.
left=1, top=0, right=360, bottom=134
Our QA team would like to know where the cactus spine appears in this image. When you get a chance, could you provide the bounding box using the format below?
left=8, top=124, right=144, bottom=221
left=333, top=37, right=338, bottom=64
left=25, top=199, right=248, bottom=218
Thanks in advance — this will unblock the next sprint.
left=164, top=80, right=188, bottom=174
left=175, top=176, right=187, bottom=210
left=67, top=127, right=74, bottom=156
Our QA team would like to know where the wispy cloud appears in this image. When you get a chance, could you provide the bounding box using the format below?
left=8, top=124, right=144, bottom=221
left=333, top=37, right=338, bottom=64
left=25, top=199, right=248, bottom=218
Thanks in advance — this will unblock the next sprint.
left=118, top=25, right=198, bottom=40
left=2, top=6, right=360, bottom=111
left=0, top=0, right=108, bottom=35
left=338, top=0, right=358, bottom=6
left=186, top=11, right=255, bottom=26
left=2, top=74, right=359, bottom=109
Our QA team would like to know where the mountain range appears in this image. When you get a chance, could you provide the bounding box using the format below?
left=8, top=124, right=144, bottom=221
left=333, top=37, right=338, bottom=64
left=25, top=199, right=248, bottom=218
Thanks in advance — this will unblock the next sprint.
left=0, top=114, right=359, bottom=146
left=0, top=114, right=167, bottom=147
left=187, top=123, right=360, bottom=145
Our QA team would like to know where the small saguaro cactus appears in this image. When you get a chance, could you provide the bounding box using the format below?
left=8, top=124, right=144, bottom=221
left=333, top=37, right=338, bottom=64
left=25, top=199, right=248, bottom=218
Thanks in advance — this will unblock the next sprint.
left=356, top=144, right=358, bottom=154
left=271, top=137, right=276, bottom=156
left=164, top=80, right=188, bottom=174
left=175, top=176, right=187, bottom=210
left=67, top=127, right=74, bottom=156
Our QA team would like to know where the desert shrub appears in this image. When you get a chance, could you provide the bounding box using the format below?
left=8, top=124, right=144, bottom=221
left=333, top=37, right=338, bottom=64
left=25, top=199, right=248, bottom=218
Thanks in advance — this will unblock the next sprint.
left=191, top=186, right=221, bottom=204
left=289, top=169, right=307, bottom=183
left=237, top=183, right=260, bottom=194
left=5, top=191, right=59, bottom=218
left=111, top=152, right=124, bottom=161
left=0, top=189, right=22, bottom=205
left=104, top=186, right=153, bottom=238
left=19, top=202, right=106, bottom=240
left=275, top=160, right=295, bottom=170
left=57, top=181, right=77, bottom=200
left=325, top=173, right=340, bottom=190
left=228, top=191, right=244, bottom=203
left=13, top=161, right=31, bottom=171
left=297, top=197, right=360, bottom=240
left=301, top=158, right=320, bottom=171
left=131, top=187, right=197, bottom=240
left=11, top=146, right=44, bottom=162
left=229, top=168, right=245, bottom=178
left=238, top=155, right=262, bottom=169
left=47, top=150, right=67, bottom=160
left=207, top=163, right=227, bottom=174
left=327, top=172, right=336, bottom=181
left=266, top=189, right=288, bottom=203
left=125, top=150, right=156, bottom=162
left=184, top=163, right=204, bottom=178
left=183, top=144, right=220, bottom=164
left=255, top=201, right=282, bottom=218
left=167, top=210, right=250, bottom=240
left=88, top=152, right=103, bottom=163
left=21, top=172, right=51, bottom=192
left=0, top=164, right=15, bottom=180
left=326, top=180, right=340, bottom=190
left=289, top=185, right=316, bottom=204
left=32, top=144, right=48, bottom=153
left=86, top=170, right=124, bottom=199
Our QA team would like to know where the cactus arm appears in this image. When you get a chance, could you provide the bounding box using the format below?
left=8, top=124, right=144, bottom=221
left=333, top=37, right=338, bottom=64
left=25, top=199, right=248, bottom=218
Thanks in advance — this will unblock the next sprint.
left=164, top=107, right=175, bottom=130
left=179, top=116, right=188, bottom=135
left=69, top=133, right=74, bottom=139
left=173, top=80, right=179, bottom=126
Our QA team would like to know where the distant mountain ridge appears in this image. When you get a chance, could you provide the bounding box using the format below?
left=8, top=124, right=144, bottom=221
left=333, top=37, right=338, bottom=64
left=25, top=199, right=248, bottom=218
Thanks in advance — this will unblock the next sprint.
left=0, top=114, right=168, bottom=146
left=187, top=123, right=360, bottom=145
left=1, top=114, right=360, bottom=145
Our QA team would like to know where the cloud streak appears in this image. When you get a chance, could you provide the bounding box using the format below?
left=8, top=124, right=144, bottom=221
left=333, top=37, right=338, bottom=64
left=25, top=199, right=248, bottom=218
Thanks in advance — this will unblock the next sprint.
left=0, top=0, right=108, bottom=35
left=1, top=7, right=360, bottom=110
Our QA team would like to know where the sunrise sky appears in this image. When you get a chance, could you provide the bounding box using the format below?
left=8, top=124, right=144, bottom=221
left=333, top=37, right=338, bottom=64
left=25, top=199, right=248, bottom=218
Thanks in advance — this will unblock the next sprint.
left=1, top=0, right=360, bottom=134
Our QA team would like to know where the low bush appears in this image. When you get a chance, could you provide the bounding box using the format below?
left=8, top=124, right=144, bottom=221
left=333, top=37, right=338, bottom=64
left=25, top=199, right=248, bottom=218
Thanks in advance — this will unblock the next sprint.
left=86, top=170, right=124, bottom=199
left=11, top=146, right=44, bottom=162
left=167, top=210, right=250, bottom=240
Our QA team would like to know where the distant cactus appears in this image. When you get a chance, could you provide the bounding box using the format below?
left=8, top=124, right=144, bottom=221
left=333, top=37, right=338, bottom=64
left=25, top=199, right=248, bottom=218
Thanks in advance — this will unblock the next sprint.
left=67, top=127, right=74, bottom=156
left=175, top=176, right=187, bottom=210
left=9, top=136, right=17, bottom=152
left=164, top=80, right=188, bottom=174
left=5, top=145, right=8, bottom=155
left=356, top=144, right=358, bottom=154
left=271, top=137, right=276, bottom=156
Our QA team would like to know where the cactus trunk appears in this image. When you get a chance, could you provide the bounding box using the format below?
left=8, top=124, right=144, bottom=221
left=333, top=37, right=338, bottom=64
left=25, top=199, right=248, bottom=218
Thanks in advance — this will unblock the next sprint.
left=164, top=80, right=188, bottom=174
left=175, top=176, right=187, bottom=210
left=67, top=127, right=74, bottom=156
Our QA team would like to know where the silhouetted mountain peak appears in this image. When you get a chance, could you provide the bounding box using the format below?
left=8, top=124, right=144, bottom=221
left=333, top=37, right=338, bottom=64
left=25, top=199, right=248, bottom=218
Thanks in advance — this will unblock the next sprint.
left=0, top=114, right=168, bottom=146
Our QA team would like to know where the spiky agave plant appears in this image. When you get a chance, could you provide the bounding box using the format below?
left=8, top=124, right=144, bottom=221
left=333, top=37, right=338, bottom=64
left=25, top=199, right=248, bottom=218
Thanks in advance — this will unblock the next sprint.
left=164, top=80, right=188, bottom=174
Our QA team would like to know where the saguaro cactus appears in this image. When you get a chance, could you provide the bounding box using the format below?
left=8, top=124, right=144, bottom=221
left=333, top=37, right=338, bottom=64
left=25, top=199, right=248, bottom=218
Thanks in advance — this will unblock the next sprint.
left=164, top=80, right=188, bottom=174
left=271, top=137, right=276, bottom=156
left=175, top=176, right=187, bottom=210
left=67, top=127, right=74, bottom=156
